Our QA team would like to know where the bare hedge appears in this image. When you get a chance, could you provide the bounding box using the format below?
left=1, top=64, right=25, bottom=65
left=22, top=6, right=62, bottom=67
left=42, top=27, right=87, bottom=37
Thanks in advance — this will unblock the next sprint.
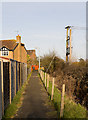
left=41, top=53, right=88, bottom=109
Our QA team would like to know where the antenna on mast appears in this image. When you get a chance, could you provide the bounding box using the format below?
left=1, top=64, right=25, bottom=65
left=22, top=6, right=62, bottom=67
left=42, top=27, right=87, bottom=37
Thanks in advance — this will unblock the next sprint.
left=15, top=30, right=19, bottom=35
left=65, top=26, right=72, bottom=63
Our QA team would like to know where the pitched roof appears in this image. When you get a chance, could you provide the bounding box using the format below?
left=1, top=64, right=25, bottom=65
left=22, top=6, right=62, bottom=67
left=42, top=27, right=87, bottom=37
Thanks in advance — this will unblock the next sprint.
left=0, top=39, right=18, bottom=50
left=27, top=50, right=35, bottom=56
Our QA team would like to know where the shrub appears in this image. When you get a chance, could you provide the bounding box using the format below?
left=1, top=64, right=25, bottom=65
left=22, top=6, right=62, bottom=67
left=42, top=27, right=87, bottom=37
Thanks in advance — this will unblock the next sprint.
left=41, top=51, right=88, bottom=109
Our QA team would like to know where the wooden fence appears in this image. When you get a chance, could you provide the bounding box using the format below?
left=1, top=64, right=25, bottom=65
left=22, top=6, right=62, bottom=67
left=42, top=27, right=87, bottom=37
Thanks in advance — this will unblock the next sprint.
left=0, top=61, right=2, bottom=120
left=0, top=59, right=27, bottom=119
left=39, top=69, right=65, bottom=118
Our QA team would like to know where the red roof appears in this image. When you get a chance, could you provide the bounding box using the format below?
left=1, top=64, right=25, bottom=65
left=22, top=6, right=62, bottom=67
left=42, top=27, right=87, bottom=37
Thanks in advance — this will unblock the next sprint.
left=0, top=39, right=25, bottom=50
left=0, top=39, right=18, bottom=50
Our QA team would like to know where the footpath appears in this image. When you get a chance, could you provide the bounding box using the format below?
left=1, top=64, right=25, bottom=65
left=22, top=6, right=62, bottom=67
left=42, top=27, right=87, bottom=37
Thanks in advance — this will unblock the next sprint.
left=14, top=71, right=57, bottom=119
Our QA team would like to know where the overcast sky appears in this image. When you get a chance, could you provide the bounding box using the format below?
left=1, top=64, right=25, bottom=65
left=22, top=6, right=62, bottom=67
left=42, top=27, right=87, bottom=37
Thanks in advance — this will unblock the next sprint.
left=0, top=1, right=87, bottom=61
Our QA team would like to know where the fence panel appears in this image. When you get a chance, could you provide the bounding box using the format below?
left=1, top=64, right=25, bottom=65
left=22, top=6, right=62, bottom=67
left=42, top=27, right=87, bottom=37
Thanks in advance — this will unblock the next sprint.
left=0, top=61, right=2, bottom=119
left=17, top=62, right=20, bottom=88
left=23, top=64, right=25, bottom=83
left=21, top=63, right=24, bottom=85
left=24, top=63, right=27, bottom=82
left=27, top=67, right=31, bottom=76
left=17, top=62, right=20, bottom=91
left=0, top=60, right=27, bottom=118
left=11, top=61, right=15, bottom=100
left=14, top=61, right=16, bottom=96
left=18, top=63, right=20, bottom=89
left=16, top=61, right=18, bottom=93
left=3, top=62, right=10, bottom=110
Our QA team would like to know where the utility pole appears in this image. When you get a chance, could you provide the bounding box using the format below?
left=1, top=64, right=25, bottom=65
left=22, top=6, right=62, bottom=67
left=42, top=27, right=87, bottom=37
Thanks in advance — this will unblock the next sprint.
left=39, top=52, right=40, bottom=70
left=65, top=26, right=72, bottom=62
left=35, top=47, right=40, bottom=70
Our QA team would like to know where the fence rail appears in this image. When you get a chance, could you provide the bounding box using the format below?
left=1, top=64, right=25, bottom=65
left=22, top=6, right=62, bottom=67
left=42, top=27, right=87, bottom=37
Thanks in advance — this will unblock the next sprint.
left=0, top=59, right=28, bottom=119
left=38, top=69, right=65, bottom=118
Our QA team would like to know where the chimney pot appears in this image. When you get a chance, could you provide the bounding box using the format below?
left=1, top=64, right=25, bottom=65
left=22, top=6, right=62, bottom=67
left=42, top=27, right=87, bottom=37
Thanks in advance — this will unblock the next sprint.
left=16, top=35, right=21, bottom=43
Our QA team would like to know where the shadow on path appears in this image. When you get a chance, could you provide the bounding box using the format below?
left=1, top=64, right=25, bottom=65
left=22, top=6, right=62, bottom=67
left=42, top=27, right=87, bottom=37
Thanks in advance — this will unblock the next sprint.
left=14, top=71, right=57, bottom=119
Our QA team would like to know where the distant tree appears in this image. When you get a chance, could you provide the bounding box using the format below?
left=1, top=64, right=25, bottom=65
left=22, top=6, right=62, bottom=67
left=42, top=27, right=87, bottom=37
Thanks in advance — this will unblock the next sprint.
left=79, top=58, right=84, bottom=62
left=27, top=54, right=32, bottom=68
left=78, top=58, right=86, bottom=67
left=27, top=54, right=39, bottom=68
left=40, top=51, right=65, bottom=75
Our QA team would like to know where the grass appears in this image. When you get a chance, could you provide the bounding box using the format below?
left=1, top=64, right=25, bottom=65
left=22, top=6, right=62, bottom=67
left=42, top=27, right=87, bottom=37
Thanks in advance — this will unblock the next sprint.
left=2, top=72, right=32, bottom=119
left=39, top=71, right=88, bottom=119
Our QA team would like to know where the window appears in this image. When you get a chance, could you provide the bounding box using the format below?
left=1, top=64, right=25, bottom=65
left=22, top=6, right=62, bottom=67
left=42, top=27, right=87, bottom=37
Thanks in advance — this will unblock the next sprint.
left=1, top=47, right=9, bottom=56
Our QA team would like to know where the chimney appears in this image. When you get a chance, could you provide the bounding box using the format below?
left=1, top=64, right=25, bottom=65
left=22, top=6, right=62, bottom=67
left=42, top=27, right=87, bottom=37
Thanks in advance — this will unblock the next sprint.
left=16, top=34, right=21, bottom=62
left=16, top=34, right=21, bottom=43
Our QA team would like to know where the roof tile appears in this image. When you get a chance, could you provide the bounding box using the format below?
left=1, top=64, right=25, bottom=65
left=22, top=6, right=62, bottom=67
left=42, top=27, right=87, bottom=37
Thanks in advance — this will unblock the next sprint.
left=0, top=39, right=18, bottom=50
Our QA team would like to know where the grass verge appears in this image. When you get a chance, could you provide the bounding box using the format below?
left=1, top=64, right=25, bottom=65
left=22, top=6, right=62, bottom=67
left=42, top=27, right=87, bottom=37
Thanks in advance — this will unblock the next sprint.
left=2, top=72, right=32, bottom=119
left=39, top=72, right=88, bottom=119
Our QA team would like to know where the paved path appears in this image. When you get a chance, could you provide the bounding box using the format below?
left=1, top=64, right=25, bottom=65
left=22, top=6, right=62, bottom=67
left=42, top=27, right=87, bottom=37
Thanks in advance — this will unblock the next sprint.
left=14, top=71, right=57, bottom=119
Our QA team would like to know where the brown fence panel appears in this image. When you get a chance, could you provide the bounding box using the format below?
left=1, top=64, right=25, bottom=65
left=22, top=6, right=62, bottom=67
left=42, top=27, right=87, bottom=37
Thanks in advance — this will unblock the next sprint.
left=11, top=60, right=15, bottom=100
left=21, top=63, right=24, bottom=86
left=18, top=63, right=21, bottom=88
left=22, top=63, right=24, bottom=83
left=17, top=62, right=20, bottom=90
left=27, top=67, right=31, bottom=76
left=23, top=63, right=27, bottom=83
left=18, top=63, right=20, bottom=88
left=16, top=61, right=18, bottom=93
left=17, top=62, right=19, bottom=91
left=3, top=62, right=10, bottom=110
left=0, top=60, right=27, bottom=117
left=0, top=61, right=2, bottom=119
left=24, top=63, right=27, bottom=82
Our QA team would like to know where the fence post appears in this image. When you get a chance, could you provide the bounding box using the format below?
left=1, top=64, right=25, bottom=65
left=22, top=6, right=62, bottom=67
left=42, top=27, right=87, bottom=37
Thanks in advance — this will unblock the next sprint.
left=41, top=70, right=42, bottom=79
left=25, top=64, right=27, bottom=82
left=42, top=71, right=43, bottom=81
left=51, top=77, right=55, bottom=100
left=41, top=70, right=43, bottom=81
left=38, top=68, right=40, bottom=74
left=9, top=61, right=11, bottom=104
left=43, top=71, right=44, bottom=82
left=45, top=72, right=46, bottom=87
left=1, top=60, right=4, bottom=115
left=47, top=74, right=49, bottom=92
left=17, top=63, right=19, bottom=91
left=60, top=84, right=65, bottom=118
left=14, top=61, right=16, bottom=96
left=20, top=63, right=21, bottom=87
left=40, top=70, right=41, bottom=77
left=23, top=63, right=25, bottom=83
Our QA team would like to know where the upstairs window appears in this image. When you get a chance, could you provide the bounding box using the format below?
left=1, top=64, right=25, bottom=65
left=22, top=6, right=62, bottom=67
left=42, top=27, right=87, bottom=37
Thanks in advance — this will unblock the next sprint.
left=1, top=47, right=9, bottom=56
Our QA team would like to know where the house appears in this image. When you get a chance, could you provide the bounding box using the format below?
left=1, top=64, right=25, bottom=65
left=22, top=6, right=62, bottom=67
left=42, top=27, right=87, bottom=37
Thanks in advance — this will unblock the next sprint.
left=0, top=35, right=27, bottom=63
left=27, top=50, right=36, bottom=60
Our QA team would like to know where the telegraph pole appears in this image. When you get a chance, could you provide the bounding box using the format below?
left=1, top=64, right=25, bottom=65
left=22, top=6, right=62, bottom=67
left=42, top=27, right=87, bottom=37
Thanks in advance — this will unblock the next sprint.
left=35, top=47, right=40, bottom=70
left=65, top=26, right=72, bottom=62
left=69, top=28, right=72, bottom=62
left=39, top=52, right=40, bottom=70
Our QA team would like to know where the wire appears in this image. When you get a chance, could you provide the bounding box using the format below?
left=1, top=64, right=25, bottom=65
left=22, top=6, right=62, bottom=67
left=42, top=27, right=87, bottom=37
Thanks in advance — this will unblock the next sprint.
left=71, top=26, right=88, bottom=30
left=46, top=55, right=55, bottom=73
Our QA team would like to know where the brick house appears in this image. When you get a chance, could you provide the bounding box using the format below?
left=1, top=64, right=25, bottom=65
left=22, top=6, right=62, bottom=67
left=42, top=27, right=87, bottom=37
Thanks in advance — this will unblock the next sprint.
left=27, top=50, right=36, bottom=60
left=0, top=35, right=27, bottom=63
